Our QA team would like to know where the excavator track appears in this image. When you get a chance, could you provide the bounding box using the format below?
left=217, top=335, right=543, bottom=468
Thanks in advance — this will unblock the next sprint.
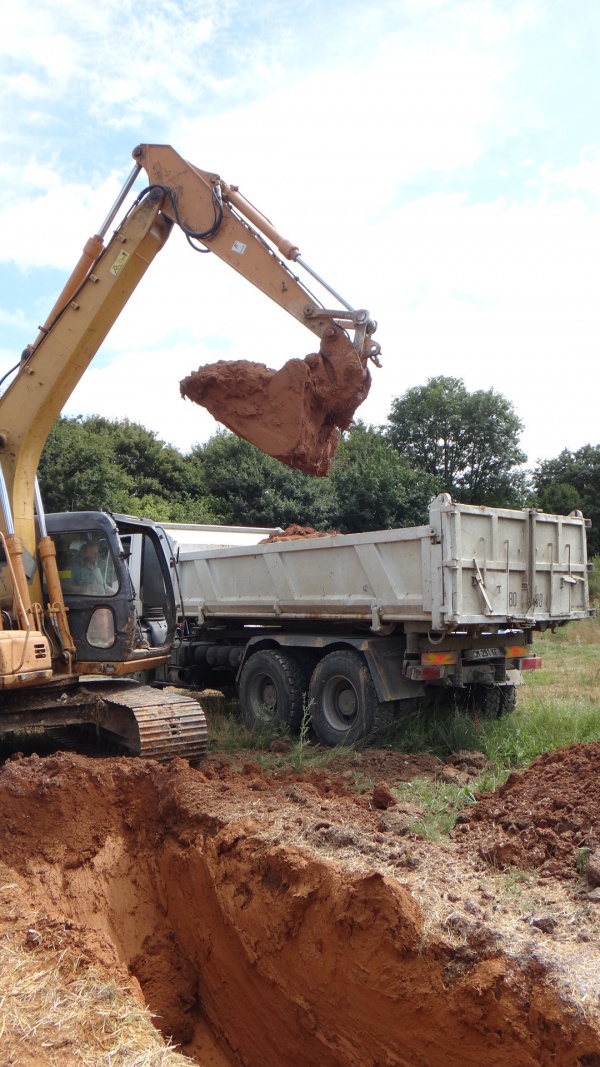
left=101, top=685, right=208, bottom=763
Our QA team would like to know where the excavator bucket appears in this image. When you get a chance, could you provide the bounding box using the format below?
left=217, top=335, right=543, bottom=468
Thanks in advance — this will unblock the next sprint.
left=180, top=330, right=371, bottom=477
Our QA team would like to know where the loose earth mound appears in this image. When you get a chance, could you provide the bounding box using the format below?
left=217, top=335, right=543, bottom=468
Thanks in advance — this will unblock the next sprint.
left=457, top=741, right=600, bottom=879
left=0, top=747, right=599, bottom=1066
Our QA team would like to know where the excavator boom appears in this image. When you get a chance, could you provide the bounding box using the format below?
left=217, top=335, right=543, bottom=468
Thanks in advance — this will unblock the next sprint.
left=133, top=144, right=380, bottom=358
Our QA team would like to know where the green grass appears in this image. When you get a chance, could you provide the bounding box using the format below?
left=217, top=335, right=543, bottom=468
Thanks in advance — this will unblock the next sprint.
left=202, top=613, right=600, bottom=839
left=205, top=695, right=351, bottom=773
left=373, top=616, right=600, bottom=836
left=376, top=617, right=600, bottom=767
left=392, top=777, right=478, bottom=840
left=206, top=705, right=282, bottom=753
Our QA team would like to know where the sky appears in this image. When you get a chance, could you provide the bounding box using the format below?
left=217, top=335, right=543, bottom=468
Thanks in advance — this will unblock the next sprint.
left=1, top=0, right=599, bottom=468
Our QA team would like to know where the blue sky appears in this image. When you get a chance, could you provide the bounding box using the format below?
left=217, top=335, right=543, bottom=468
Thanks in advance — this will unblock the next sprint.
left=2, top=0, right=599, bottom=466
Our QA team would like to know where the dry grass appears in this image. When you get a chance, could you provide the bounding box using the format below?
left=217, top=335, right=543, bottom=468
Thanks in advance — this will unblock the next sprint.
left=0, top=896, right=193, bottom=1067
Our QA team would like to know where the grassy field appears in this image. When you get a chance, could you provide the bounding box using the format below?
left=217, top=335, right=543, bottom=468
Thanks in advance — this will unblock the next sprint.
left=351, top=614, right=600, bottom=838
left=204, top=607, right=600, bottom=838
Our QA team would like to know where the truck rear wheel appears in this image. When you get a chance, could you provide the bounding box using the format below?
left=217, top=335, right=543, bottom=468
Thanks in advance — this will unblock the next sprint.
left=239, top=650, right=307, bottom=732
left=470, top=684, right=518, bottom=719
left=498, top=684, right=517, bottom=715
left=308, top=650, right=390, bottom=747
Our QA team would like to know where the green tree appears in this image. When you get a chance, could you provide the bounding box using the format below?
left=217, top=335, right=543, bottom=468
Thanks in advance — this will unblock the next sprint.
left=386, top=376, right=528, bottom=507
left=329, top=423, right=437, bottom=532
left=193, top=431, right=336, bottom=529
left=533, top=445, right=600, bottom=555
left=38, top=416, right=215, bottom=522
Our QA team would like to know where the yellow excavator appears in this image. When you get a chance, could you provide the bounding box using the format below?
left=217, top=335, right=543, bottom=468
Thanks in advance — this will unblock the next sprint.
left=0, top=144, right=380, bottom=760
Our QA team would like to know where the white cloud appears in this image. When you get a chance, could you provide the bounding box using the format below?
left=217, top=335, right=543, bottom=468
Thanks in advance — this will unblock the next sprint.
left=358, top=187, right=600, bottom=461
left=0, top=0, right=269, bottom=128
left=2, top=0, right=599, bottom=471
left=535, top=150, right=600, bottom=198
left=0, top=176, right=128, bottom=271
left=63, top=339, right=236, bottom=451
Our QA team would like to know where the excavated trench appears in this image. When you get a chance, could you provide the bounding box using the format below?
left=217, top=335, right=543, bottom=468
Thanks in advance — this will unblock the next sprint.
left=0, top=753, right=599, bottom=1067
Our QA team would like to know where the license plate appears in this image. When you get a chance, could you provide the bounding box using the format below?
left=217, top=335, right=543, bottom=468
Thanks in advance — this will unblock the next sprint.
left=469, top=647, right=502, bottom=660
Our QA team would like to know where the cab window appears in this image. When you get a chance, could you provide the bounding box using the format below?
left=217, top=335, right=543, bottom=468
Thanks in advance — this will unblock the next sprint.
left=51, top=533, right=119, bottom=598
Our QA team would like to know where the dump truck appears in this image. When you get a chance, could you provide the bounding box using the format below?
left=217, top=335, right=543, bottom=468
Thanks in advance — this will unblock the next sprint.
left=0, top=144, right=379, bottom=759
left=98, top=494, right=594, bottom=747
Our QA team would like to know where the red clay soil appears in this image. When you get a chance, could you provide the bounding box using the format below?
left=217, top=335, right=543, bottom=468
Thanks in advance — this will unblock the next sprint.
left=456, top=742, right=600, bottom=880
left=180, top=330, right=370, bottom=476
left=0, top=750, right=599, bottom=1066
left=259, top=524, right=340, bottom=543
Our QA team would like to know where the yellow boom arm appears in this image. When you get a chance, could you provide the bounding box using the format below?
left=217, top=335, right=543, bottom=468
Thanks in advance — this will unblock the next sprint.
left=0, top=145, right=380, bottom=588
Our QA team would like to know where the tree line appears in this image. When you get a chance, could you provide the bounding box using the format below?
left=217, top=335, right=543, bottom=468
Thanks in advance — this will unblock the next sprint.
left=38, top=376, right=600, bottom=554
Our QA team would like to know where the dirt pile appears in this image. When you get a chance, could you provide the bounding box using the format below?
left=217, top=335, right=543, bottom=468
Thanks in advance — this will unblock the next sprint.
left=259, top=524, right=340, bottom=544
left=0, top=750, right=599, bottom=1066
left=180, top=331, right=370, bottom=476
left=457, top=742, right=600, bottom=880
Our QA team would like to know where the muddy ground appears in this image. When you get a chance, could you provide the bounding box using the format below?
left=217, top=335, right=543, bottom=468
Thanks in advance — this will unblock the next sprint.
left=0, top=740, right=599, bottom=1066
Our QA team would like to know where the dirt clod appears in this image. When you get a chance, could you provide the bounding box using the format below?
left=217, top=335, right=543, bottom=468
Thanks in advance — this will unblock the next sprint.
left=259, top=524, right=340, bottom=544
left=464, top=741, right=600, bottom=879
left=372, top=780, right=397, bottom=809
left=446, top=750, right=489, bottom=775
left=180, top=331, right=370, bottom=476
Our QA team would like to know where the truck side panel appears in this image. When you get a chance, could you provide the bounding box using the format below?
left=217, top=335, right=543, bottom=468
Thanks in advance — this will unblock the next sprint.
left=177, top=525, right=432, bottom=625
left=174, top=497, right=592, bottom=632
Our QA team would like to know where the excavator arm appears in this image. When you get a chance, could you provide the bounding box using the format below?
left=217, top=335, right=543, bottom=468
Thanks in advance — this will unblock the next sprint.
left=0, top=144, right=380, bottom=575
left=132, top=145, right=381, bottom=478
left=132, top=144, right=381, bottom=362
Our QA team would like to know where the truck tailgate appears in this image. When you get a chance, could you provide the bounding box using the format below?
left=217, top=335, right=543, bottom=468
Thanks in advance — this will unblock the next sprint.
left=430, top=495, right=592, bottom=629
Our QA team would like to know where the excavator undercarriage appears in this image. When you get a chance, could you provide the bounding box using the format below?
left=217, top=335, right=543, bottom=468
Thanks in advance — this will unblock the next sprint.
left=0, top=682, right=207, bottom=762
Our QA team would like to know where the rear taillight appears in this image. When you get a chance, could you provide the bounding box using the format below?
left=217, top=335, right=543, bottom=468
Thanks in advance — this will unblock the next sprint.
left=421, top=666, right=442, bottom=680
left=406, top=665, right=442, bottom=681
left=520, top=656, right=542, bottom=670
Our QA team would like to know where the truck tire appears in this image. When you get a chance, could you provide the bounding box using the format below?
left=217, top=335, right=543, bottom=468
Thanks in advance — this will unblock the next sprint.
left=308, top=650, right=391, bottom=747
left=239, top=650, right=308, bottom=732
left=499, top=684, right=517, bottom=715
left=471, top=684, right=503, bottom=719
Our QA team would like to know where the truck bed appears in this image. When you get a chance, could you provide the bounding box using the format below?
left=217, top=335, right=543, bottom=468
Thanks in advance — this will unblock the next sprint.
left=173, top=495, right=593, bottom=632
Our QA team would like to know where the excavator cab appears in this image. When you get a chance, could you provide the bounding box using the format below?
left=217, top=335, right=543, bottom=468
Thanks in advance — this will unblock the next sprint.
left=44, top=512, right=176, bottom=674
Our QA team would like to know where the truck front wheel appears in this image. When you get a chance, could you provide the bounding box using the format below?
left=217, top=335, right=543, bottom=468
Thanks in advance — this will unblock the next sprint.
left=239, top=650, right=307, bottom=732
left=308, top=650, right=390, bottom=747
